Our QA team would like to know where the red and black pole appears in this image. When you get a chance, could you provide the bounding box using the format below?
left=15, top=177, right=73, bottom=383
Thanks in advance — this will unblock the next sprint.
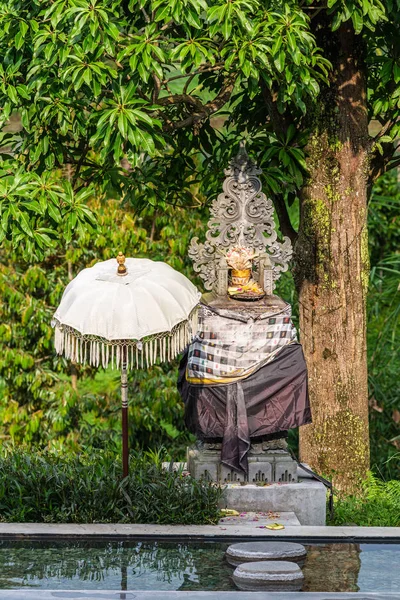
left=121, top=347, right=129, bottom=478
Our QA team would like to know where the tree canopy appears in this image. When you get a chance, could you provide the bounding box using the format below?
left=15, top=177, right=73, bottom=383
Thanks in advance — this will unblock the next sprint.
left=1, top=0, right=399, bottom=258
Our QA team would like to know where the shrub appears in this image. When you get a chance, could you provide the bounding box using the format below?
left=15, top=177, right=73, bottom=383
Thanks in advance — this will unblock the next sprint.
left=0, top=448, right=223, bottom=525
left=328, top=472, right=400, bottom=527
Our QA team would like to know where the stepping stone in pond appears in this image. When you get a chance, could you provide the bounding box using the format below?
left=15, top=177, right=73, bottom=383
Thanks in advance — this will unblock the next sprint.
left=226, top=541, right=307, bottom=567
left=232, top=560, right=304, bottom=592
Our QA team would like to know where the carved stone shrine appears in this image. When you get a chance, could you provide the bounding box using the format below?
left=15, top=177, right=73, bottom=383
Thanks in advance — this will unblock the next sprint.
left=178, top=142, right=311, bottom=484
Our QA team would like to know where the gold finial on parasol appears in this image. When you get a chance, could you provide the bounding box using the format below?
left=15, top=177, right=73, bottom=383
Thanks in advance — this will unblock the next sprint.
left=116, top=252, right=127, bottom=276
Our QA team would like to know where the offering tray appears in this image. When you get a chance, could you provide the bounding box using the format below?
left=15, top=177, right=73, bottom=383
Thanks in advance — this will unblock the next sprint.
left=229, top=290, right=266, bottom=302
left=202, top=292, right=289, bottom=320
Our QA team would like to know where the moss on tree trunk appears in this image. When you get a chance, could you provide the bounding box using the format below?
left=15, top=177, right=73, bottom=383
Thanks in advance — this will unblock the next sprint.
left=294, top=23, right=370, bottom=492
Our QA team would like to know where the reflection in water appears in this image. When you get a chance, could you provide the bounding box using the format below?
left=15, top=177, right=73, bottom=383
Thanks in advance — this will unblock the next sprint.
left=302, top=543, right=361, bottom=592
left=0, top=540, right=398, bottom=592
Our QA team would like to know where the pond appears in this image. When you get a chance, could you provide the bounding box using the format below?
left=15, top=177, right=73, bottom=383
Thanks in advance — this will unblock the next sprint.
left=0, top=540, right=399, bottom=593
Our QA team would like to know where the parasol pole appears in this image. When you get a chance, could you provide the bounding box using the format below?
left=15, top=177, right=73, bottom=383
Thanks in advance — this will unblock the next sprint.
left=121, top=347, right=129, bottom=478
left=117, top=252, right=130, bottom=478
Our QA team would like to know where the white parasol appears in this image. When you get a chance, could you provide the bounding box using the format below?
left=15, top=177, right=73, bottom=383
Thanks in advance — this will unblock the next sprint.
left=52, top=253, right=200, bottom=476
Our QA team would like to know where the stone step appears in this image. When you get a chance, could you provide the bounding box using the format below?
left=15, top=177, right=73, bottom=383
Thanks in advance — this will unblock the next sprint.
left=219, top=511, right=301, bottom=529
left=225, top=541, right=307, bottom=567
left=233, top=560, right=304, bottom=592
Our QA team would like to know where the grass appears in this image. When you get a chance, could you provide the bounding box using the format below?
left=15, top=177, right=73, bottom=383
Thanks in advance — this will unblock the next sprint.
left=328, top=472, right=400, bottom=527
left=0, top=447, right=223, bottom=524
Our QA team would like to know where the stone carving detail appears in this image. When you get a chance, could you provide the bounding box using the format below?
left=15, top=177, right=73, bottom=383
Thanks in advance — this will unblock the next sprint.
left=189, top=142, right=293, bottom=292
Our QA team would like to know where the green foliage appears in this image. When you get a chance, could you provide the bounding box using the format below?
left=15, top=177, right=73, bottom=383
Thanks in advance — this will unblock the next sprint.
left=0, top=447, right=223, bottom=524
left=2, top=0, right=394, bottom=255
left=328, top=472, right=400, bottom=527
left=367, top=171, right=400, bottom=480
left=0, top=198, right=204, bottom=454
left=0, top=162, right=96, bottom=261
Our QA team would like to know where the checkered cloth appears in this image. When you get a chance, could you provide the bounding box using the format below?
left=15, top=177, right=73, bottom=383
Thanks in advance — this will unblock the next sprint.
left=187, top=303, right=297, bottom=385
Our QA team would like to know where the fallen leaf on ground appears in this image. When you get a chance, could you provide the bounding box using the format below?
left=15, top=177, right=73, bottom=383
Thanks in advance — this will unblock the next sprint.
left=264, top=523, right=285, bottom=530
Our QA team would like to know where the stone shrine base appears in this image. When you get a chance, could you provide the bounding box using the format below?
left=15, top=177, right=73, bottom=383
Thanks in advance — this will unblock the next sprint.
left=185, top=443, right=327, bottom=526
left=165, top=461, right=327, bottom=526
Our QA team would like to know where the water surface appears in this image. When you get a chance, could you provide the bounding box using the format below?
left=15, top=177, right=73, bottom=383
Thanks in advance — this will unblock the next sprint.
left=0, top=540, right=398, bottom=593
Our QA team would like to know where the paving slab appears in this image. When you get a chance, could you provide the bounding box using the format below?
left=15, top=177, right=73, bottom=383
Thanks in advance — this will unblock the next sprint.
left=0, top=523, right=399, bottom=541
left=0, top=591, right=399, bottom=599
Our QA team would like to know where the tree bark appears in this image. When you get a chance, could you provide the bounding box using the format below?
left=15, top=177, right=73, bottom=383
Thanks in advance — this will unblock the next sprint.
left=294, top=22, right=370, bottom=492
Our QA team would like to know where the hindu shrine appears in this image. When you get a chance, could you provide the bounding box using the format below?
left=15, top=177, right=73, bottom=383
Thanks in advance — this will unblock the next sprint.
left=178, top=142, right=312, bottom=484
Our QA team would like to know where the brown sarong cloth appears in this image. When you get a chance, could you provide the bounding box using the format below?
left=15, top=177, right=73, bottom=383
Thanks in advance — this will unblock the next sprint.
left=178, top=343, right=311, bottom=474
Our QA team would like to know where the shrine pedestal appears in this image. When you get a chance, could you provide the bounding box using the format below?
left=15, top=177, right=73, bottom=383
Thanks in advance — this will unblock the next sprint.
left=187, top=445, right=298, bottom=484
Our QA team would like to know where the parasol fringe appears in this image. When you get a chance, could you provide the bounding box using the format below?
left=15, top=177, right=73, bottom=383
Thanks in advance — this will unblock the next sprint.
left=116, top=345, right=120, bottom=370
left=52, top=305, right=199, bottom=370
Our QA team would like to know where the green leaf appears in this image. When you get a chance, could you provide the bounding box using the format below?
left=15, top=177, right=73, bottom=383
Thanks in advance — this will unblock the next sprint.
left=118, top=113, right=128, bottom=138
left=331, top=11, right=342, bottom=31
left=394, top=64, right=400, bottom=84
left=7, top=86, right=18, bottom=104
left=351, top=9, right=363, bottom=34
left=274, top=50, right=285, bottom=73
left=47, top=202, right=62, bottom=223
left=17, top=211, right=34, bottom=237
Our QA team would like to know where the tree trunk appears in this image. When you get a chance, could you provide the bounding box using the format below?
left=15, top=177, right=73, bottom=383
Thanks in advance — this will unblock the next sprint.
left=295, top=23, right=370, bottom=492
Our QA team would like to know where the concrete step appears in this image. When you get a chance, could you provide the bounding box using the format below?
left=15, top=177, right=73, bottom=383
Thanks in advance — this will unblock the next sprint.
left=219, top=511, right=301, bottom=529
left=220, top=480, right=326, bottom=526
